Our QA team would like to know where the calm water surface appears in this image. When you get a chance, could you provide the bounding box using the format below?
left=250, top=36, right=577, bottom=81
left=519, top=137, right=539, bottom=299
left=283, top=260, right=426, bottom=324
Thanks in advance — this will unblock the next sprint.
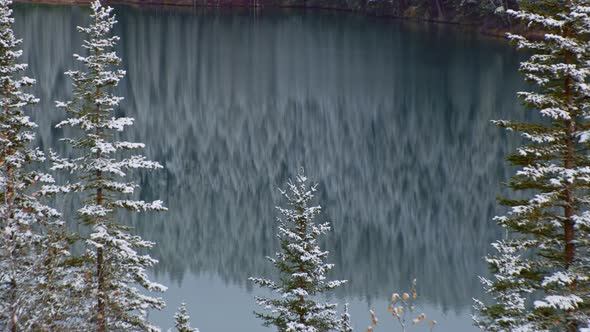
left=15, top=5, right=526, bottom=331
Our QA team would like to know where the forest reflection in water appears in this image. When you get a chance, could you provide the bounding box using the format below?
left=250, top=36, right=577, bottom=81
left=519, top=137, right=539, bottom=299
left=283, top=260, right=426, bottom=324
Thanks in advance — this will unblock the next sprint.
left=15, top=4, right=527, bottom=331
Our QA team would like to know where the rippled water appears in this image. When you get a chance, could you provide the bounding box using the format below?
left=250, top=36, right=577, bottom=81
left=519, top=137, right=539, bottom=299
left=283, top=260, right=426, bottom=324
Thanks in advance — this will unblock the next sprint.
left=15, top=4, right=527, bottom=331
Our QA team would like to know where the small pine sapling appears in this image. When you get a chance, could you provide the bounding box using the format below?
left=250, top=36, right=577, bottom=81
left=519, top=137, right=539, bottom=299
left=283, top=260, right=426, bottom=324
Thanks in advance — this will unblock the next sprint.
left=340, top=304, right=353, bottom=332
left=250, top=169, right=346, bottom=332
left=173, top=303, right=199, bottom=332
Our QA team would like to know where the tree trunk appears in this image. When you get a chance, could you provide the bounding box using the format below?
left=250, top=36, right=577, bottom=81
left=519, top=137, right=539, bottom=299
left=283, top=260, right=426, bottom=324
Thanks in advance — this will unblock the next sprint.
left=5, top=158, right=17, bottom=332
left=2, top=88, right=17, bottom=332
left=505, top=0, right=519, bottom=10
left=563, top=3, right=577, bottom=331
left=95, top=84, right=106, bottom=332
left=430, top=0, right=444, bottom=19
left=564, top=61, right=575, bottom=271
left=9, top=278, right=17, bottom=332
left=563, top=0, right=575, bottom=278
left=96, top=185, right=106, bottom=332
left=397, top=0, right=408, bottom=15
left=96, top=245, right=105, bottom=332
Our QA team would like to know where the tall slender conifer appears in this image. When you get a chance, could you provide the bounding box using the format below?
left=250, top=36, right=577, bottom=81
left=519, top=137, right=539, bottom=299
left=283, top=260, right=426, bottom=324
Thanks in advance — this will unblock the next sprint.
left=0, top=0, right=74, bottom=329
left=0, top=0, right=44, bottom=325
left=50, top=2, right=167, bottom=330
left=475, top=1, right=590, bottom=331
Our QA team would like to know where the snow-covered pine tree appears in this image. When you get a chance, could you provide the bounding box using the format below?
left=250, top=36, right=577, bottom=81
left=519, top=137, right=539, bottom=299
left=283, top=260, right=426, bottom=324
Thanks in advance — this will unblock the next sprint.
left=27, top=217, right=81, bottom=331
left=173, top=303, right=199, bottom=332
left=48, top=1, right=167, bottom=330
left=475, top=1, right=590, bottom=331
left=473, top=240, right=535, bottom=331
left=249, top=170, right=346, bottom=332
left=0, top=0, right=74, bottom=330
left=340, top=304, right=353, bottom=332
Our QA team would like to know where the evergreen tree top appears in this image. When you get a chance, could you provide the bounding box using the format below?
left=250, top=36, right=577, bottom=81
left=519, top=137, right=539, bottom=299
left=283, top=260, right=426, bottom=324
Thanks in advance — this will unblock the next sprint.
left=250, top=170, right=346, bottom=332
left=174, top=303, right=199, bottom=332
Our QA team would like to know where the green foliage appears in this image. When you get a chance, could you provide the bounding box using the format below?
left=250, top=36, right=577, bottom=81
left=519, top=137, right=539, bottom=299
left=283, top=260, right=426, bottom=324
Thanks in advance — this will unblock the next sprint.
left=475, top=1, right=590, bottom=331
left=364, top=0, right=520, bottom=23
left=48, top=1, right=167, bottom=330
left=174, top=303, right=199, bottom=332
left=340, top=304, right=353, bottom=332
left=0, top=0, right=76, bottom=329
left=250, top=170, right=346, bottom=332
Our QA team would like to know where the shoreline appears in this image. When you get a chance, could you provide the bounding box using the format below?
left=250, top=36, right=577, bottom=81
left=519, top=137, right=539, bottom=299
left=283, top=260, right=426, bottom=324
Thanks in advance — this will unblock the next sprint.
left=15, top=0, right=536, bottom=39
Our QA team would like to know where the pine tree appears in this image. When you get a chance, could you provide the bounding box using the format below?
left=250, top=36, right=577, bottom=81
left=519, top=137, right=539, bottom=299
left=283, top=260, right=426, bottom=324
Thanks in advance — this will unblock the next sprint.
left=50, top=1, right=167, bottom=330
left=475, top=1, right=590, bottom=331
left=340, top=304, right=353, bottom=332
left=249, top=170, right=346, bottom=332
left=173, top=303, right=199, bottom=332
left=473, top=240, right=535, bottom=331
left=27, top=217, right=81, bottom=331
left=0, top=0, right=73, bottom=329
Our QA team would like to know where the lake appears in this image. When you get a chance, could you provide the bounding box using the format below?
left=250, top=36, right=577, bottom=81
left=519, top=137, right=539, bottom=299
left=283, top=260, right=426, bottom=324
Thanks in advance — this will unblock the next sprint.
left=14, top=4, right=526, bottom=331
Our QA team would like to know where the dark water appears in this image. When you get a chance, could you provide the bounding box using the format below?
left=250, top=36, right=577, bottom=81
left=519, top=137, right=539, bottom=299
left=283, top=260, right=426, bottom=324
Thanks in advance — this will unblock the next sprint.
left=14, top=4, right=526, bottom=331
